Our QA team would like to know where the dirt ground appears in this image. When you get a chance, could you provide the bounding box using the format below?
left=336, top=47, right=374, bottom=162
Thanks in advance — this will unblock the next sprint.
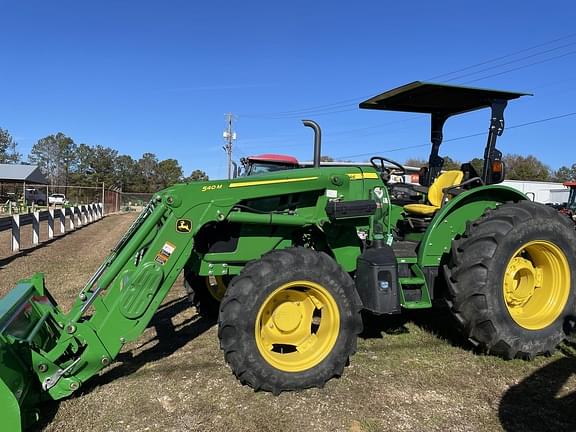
left=1, top=212, right=575, bottom=432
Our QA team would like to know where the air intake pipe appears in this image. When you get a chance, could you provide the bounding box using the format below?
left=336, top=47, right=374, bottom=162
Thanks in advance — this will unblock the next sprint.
left=302, top=120, right=321, bottom=168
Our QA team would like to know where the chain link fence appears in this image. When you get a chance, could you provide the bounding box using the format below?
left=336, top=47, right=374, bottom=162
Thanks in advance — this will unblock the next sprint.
left=0, top=184, right=118, bottom=216
left=120, top=192, right=154, bottom=211
left=1, top=181, right=156, bottom=216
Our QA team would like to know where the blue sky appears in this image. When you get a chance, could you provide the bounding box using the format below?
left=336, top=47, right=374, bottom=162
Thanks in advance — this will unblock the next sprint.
left=1, top=1, right=575, bottom=180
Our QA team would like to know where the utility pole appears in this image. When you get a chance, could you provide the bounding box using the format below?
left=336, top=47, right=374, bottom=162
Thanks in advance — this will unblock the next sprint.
left=222, top=113, right=236, bottom=179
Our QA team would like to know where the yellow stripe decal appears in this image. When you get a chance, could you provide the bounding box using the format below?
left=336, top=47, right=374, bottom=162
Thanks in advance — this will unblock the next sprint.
left=363, top=172, right=379, bottom=179
left=347, top=172, right=379, bottom=180
left=229, top=176, right=319, bottom=188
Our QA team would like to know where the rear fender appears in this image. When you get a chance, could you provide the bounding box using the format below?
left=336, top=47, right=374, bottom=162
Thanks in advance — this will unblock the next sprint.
left=417, top=185, right=527, bottom=267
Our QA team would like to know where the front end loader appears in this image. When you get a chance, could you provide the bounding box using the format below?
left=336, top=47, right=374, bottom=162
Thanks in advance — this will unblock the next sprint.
left=2, top=82, right=576, bottom=430
left=0, top=275, right=57, bottom=431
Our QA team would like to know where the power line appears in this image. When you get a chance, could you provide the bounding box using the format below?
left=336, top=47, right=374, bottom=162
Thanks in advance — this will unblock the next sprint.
left=235, top=109, right=576, bottom=157
left=335, top=111, right=576, bottom=160
left=240, top=32, right=576, bottom=120
left=427, top=32, right=576, bottom=81
left=239, top=95, right=368, bottom=118
left=326, top=116, right=423, bottom=137
left=231, top=33, right=576, bottom=161
left=251, top=106, right=359, bottom=120
left=462, top=50, right=576, bottom=85
left=445, top=41, right=576, bottom=83
left=235, top=116, right=424, bottom=154
left=506, top=111, right=576, bottom=130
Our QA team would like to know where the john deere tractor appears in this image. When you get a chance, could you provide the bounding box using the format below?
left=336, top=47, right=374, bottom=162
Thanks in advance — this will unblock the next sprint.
left=2, top=82, right=576, bottom=431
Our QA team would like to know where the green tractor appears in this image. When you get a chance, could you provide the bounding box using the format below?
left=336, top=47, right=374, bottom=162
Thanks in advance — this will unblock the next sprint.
left=2, top=82, right=576, bottom=431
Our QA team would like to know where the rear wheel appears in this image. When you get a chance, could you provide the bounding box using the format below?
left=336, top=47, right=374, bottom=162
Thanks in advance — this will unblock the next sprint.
left=445, top=201, right=576, bottom=359
left=183, top=267, right=227, bottom=318
left=218, top=247, right=362, bottom=394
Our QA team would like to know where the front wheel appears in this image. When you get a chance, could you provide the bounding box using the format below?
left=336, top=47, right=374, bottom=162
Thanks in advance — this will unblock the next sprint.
left=218, top=247, right=362, bottom=394
left=445, top=201, right=576, bottom=359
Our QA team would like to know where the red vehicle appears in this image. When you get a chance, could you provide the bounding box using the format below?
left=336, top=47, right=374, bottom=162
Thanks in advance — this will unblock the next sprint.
left=560, top=181, right=576, bottom=222
left=240, top=153, right=300, bottom=176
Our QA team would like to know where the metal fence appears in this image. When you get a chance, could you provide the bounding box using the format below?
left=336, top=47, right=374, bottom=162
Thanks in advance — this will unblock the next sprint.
left=120, top=192, right=154, bottom=211
left=104, top=189, right=122, bottom=214
left=0, top=183, right=123, bottom=216
left=0, top=203, right=103, bottom=253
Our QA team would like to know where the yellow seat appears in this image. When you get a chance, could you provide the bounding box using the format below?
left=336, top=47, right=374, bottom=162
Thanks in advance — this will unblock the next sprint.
left=404, top=170, right=464, bottom=216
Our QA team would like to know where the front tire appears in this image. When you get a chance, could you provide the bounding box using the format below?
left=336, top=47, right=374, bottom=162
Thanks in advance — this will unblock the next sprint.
left=218, top=247, right=362, bottom=394
left=445, top=201, right=576, bottom=359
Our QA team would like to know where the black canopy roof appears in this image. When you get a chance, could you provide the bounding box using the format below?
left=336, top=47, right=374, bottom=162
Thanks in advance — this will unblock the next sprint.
left=359, top=81, right=531, bottom=117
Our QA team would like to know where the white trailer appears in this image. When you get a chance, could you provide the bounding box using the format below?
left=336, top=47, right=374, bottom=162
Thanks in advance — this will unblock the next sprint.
left=502, top=180, right=569, bottom=204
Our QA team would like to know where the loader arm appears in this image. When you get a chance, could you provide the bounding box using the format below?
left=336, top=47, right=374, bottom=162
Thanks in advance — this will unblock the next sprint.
left=17, top=194, right=217, bottom=398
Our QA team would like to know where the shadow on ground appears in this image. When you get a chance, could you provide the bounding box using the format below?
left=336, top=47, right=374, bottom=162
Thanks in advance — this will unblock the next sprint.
left=37, top=296, right=213, bottom=428
left=0, top=236, right=62, bottom=268
left=34, top=297, right=211, bottom=430
left=78, top=296, right=214, bottom=393
left=358, top=306, right=471, bottom=351
left=408, top=307, right=472, bottom=350
left=499, top=339, right=576, bottom=432
left=35, top=399, right=60, bottom=431
left=358, top=311, right=410, bottom=339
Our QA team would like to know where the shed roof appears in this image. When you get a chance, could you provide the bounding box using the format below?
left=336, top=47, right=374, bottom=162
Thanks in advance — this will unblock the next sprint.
left=0, top=164, right=48, bottom=184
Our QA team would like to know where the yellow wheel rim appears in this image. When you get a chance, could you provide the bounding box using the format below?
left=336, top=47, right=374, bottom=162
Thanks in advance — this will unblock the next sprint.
left=205, top=276, right=227, bottom=301
left=503, top=240, right=570, bottom=330
left=255, top=280, right=340, bottom=372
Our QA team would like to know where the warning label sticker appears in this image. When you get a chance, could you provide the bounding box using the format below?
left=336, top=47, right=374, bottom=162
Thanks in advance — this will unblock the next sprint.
left=155, top=254, right=167, bottom=265
left=155, top=241, right=176, bottom=265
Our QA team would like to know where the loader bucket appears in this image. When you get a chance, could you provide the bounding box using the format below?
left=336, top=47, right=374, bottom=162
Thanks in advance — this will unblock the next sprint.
left=0, top=273, right=62, bottom=431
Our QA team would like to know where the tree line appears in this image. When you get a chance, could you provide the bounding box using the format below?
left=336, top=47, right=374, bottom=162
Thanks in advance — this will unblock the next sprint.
left=404, top=155, right=576, bottom=182
left=0, top=127, right=209, bottom=192
left=3, top=125, right=575, bottom=189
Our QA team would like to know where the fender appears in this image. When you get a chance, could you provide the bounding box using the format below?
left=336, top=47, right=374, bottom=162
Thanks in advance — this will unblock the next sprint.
left=417, top=185, right=527, bottom=267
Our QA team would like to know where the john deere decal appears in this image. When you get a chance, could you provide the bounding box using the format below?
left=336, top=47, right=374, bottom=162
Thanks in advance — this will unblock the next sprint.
left=176, top=219, right=192, bottom=233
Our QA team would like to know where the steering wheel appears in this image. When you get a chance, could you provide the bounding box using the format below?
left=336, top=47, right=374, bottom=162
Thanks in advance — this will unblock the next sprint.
left=370, top=156, right=406, bottom=183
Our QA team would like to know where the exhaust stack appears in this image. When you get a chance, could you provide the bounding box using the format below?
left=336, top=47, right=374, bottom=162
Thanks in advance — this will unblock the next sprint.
left=302, top=120, right=321, bottom=168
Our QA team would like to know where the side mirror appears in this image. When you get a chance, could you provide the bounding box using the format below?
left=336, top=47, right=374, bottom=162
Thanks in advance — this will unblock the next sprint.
left=418, top=166, right=429, bottom=186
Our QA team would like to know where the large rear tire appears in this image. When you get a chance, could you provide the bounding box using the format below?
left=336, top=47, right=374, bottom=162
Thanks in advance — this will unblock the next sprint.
left=218, top=247, right=362, bottom=394
left=445, top=201, right=576, bottom=359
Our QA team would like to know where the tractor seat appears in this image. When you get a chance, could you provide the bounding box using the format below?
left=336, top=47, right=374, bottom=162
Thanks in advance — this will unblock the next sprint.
left=403, top=170, right=464, bottom=216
